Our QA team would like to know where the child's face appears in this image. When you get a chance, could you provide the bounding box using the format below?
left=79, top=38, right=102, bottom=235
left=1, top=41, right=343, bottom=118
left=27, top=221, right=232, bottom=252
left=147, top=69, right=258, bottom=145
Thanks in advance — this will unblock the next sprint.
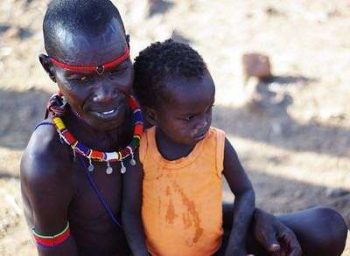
left=47, top=18, right=133, bottom=131
left=154, top=73, right=215, bottom=146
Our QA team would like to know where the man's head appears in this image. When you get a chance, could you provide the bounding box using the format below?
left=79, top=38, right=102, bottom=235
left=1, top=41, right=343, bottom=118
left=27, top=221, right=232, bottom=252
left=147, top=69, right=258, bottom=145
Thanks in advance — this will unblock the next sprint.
left=40, top=0, right=133, bottom=131
left=43, top=0, right=126, bottom=58
left=134, top=39, right=215, bottom=145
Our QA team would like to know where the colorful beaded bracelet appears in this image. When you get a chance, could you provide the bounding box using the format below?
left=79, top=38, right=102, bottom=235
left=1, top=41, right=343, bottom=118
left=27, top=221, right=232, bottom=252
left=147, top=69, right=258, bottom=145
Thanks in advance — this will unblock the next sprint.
left=32, top=222, right=71, bottom=248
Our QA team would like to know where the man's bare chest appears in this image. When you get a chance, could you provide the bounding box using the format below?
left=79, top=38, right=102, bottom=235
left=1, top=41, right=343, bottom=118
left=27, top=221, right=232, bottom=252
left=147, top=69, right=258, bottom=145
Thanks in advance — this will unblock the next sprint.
left=69, top=160, right=123, bottom=227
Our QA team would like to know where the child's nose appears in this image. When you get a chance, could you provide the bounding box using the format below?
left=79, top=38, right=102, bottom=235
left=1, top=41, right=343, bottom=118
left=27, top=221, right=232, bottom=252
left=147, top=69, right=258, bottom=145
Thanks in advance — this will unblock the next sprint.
left=196, top=118, right=208, bottom=130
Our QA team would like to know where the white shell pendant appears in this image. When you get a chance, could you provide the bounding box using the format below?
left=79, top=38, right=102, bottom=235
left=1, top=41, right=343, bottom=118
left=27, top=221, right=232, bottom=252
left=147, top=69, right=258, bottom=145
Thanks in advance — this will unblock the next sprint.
left=106, top=161, right=113, bottom=175
left=120, top=161, right=126, bottom=174
left=88, top=159, right=94, bottom=172
left=88, top=164, right=94, bottom=172
left=130, top=158, right=136, bottom=166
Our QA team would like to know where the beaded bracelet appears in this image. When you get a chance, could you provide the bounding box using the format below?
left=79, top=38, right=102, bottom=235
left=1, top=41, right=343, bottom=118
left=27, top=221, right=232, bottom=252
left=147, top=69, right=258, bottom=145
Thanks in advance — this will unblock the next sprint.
left=32, top=222, right=71, bottom=247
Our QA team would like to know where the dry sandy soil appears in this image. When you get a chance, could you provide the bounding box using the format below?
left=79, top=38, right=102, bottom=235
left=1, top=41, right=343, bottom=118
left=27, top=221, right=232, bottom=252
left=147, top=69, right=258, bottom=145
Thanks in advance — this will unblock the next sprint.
left=0, top=0, right=349, bottom=255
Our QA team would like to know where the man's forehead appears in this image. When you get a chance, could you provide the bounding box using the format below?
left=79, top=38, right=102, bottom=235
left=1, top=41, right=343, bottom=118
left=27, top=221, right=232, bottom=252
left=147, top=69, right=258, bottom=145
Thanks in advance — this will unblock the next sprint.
left=51, top=18, right=127, bottom=65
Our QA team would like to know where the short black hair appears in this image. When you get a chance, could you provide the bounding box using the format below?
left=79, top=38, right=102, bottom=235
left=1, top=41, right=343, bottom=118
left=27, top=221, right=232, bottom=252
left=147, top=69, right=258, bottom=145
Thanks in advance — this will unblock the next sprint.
left=134, top=39, right=207, bottom=109
left=43, top=0, right=125, bottom=55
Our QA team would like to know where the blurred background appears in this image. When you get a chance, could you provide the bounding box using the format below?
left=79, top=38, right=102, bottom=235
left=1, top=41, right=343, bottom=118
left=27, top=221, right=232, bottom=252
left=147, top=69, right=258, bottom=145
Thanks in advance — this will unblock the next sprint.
left=0, top=0, right=349, bottom=255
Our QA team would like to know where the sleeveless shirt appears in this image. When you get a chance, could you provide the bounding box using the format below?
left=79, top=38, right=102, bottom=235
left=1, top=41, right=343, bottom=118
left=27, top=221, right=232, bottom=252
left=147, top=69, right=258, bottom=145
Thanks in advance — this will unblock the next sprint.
left=139, top=127, right=226, bottom=256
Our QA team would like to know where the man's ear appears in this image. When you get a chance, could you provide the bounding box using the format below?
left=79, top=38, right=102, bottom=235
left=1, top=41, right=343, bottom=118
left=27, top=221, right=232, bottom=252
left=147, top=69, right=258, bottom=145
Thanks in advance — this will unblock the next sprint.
left=144, top=107, right=158, bottom=127
left=39, top=54, right=56, bottom=83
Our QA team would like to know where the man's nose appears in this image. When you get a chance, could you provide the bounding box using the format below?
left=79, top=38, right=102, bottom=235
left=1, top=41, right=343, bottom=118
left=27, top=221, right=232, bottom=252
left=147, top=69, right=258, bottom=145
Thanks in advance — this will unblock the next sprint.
left=93, top=83, right=117, bottom=103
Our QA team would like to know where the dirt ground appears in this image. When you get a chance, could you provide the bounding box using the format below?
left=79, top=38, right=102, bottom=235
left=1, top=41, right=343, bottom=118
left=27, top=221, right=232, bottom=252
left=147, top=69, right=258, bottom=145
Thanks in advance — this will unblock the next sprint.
left=0, top=0, right=349, bottom=255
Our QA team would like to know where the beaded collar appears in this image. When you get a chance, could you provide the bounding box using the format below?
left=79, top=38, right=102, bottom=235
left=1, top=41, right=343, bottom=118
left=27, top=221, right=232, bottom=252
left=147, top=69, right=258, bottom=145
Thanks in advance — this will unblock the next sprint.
left=47, top=93, right=144, bottom=174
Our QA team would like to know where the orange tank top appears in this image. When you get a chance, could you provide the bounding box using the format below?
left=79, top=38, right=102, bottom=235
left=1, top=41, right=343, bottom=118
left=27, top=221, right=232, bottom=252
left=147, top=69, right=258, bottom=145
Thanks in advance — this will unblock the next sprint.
left=139, top=127, right=226, bottom=256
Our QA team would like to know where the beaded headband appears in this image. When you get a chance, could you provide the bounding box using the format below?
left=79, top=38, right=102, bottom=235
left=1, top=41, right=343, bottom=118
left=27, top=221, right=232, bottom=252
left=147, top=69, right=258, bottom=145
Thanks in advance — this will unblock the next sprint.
left=49, top=45, right=130, bottom=75
left=47, top=93, right=144, bottom=174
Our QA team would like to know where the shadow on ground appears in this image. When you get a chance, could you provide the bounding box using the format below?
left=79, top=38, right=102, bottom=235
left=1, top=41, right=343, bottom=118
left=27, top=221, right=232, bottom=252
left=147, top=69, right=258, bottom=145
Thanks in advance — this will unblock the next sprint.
left=0, top=88, right=51, bottom=150
left=213, top=79, right=350, bottom=158
left=223, top=170, right=350, bottom=226
left=0, top=23, right=33, bottom=41
left=148, top=0, right=175, bottom=17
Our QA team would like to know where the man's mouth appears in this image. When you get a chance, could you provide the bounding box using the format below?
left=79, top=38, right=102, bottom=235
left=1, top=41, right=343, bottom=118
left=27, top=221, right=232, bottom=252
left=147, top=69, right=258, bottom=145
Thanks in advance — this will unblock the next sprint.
left=90, top=106, right=120, bottom=119
left=101, top=109, right=115, bottom=115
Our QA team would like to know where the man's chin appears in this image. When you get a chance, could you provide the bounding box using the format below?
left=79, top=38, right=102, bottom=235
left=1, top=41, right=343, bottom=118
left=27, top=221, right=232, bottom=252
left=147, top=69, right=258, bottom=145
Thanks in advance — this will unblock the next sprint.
left=84, top=106, right=127, bottom=131
left=91, top=117, right=125, bottom=131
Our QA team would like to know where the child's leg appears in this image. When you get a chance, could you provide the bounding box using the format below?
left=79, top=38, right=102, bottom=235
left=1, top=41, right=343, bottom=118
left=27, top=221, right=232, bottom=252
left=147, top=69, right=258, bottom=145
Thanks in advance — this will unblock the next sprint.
left=221, top=203, right=348, bottom=256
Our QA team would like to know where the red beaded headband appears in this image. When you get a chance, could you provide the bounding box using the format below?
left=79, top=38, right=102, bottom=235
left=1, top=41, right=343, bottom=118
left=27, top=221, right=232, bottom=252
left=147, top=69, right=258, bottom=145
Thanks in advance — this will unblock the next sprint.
left=49, top=46, right=130, bottom=75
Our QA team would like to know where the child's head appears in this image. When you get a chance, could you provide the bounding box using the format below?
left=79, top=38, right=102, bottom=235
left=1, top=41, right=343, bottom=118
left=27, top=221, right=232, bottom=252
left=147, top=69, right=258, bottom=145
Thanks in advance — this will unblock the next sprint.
left=134, top=39, right=215, bottom=145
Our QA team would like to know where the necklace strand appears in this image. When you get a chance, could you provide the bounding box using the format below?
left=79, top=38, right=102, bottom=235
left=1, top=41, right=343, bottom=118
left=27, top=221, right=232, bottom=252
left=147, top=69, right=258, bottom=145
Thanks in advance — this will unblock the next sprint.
left=48, top=93, right=144, bottom=174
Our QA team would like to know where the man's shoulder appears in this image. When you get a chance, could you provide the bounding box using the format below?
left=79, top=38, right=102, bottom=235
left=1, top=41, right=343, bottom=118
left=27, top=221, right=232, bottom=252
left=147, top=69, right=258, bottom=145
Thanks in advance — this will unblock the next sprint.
left=20, top=119, right=73, bottom=187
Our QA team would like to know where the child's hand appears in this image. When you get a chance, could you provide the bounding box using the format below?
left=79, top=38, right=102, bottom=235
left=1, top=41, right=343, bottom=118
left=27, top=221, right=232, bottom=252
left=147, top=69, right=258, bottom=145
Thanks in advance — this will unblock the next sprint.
left=253, top=209, right=302, bottom=256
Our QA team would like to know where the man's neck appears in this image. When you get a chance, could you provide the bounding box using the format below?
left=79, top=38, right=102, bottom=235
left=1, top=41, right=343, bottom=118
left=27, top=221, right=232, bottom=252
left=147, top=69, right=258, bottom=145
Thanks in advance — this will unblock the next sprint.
left=62, top=107, right=133, bottom=152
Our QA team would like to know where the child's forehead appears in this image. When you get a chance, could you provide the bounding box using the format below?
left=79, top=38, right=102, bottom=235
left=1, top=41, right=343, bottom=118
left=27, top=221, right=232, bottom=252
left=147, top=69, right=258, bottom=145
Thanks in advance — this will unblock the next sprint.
left=163, top=75, right=215, bottom=105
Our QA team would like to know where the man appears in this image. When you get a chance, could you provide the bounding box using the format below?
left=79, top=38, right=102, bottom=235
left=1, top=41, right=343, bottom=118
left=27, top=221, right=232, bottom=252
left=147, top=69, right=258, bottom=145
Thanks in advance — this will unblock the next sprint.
left=20, top=0, right=347, bottom=255
left=21, top=0, right=134, bottom=255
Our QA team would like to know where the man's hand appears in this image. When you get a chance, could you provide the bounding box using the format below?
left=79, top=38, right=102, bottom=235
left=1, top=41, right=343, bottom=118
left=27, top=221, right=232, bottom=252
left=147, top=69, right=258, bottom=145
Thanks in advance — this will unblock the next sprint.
left=253, top=208, right=302, bottom=256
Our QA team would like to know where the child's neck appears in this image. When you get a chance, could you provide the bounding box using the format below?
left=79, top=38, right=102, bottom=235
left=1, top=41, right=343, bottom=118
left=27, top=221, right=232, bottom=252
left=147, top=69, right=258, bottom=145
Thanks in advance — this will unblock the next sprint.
left=155, top=127, right=195, bottom=161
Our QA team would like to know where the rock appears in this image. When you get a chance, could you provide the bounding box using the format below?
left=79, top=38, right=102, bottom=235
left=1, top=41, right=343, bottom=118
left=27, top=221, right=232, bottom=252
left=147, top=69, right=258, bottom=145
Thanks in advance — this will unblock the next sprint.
left=242, top=53, right=272, bottom=85
left=265, top=6, right=284, bottom=17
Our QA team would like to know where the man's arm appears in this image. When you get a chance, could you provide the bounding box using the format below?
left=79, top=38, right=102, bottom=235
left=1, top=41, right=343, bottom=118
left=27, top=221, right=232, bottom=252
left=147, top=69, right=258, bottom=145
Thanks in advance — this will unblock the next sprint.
left=122, top=151, right=149, bottom=256
left=253, top=208, right=302, bottom=256
left=223, top=138, right=255, bottom=256
left=20, top=129, right=78, bottom=256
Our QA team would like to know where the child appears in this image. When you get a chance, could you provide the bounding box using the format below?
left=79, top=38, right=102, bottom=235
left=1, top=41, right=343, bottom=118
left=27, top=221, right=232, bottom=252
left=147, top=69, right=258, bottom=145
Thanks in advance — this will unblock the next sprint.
left=124, top=39, right=255, bottom=256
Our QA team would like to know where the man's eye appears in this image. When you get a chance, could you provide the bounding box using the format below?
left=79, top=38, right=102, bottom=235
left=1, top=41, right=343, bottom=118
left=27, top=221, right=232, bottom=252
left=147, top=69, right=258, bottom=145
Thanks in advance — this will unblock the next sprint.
left=80, top=76, right=87, bottom=82
left=185, top=115, right=195, bottom=121
left=110, top=66, right=128, bottom=75
left=68, top=75, right=87, bottom=82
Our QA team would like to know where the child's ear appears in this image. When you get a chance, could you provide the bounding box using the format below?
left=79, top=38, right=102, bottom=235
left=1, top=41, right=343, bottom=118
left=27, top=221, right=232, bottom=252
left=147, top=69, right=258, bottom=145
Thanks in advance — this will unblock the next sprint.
left=39, top=54, right=56, bottom=83
left=144, top=107, right=158, bottom=126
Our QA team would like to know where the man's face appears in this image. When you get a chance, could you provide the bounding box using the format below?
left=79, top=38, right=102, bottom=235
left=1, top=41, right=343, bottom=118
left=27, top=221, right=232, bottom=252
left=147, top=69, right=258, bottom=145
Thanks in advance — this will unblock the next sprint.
left=49, top=18, right=133, bottom=131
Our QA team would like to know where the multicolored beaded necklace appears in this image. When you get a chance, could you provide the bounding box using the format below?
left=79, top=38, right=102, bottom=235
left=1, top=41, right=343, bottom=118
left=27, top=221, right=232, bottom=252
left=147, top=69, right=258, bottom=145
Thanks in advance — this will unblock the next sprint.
left=47, top=93, right=144, bottom=174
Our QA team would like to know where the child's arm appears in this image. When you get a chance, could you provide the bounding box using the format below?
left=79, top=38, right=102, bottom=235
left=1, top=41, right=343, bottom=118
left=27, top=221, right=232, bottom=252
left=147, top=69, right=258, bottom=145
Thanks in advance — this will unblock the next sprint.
left=122, top=151, right=149, bottom=256
left=223, top=138, right=255, bottom=256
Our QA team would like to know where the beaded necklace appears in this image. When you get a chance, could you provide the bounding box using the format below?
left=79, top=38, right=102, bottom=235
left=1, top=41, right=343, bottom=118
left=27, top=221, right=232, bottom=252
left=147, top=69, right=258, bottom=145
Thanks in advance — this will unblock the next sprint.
left=47, top=93, right=144, bottom=174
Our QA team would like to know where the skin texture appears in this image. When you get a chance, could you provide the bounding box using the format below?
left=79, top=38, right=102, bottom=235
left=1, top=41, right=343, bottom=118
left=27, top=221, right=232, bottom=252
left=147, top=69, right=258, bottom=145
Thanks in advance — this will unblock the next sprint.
left=123, top=73, right=255, bottom=256
left=21, top=17, right=135, bottom=256
left=21, top=3, right=347, bottom=255
left=220, top=206, right=348, bottom=256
